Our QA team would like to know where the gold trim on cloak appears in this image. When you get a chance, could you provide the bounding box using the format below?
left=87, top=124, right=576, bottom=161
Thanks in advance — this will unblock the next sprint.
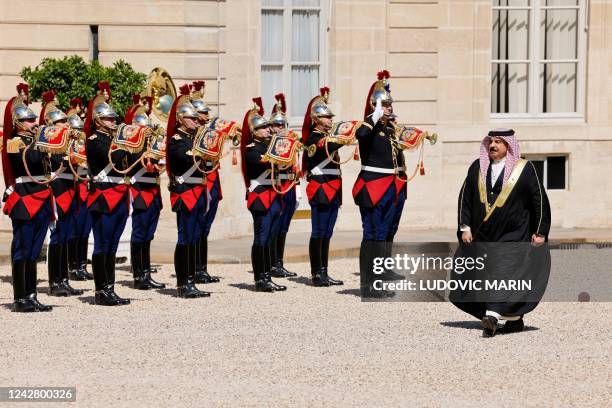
left=478, top=158, right=527, bottom=222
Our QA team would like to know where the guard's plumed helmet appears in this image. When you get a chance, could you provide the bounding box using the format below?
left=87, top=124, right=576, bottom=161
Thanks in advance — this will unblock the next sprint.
left=126, top=94, right=154, bottom=127
left=190, top=81, right=211, bottom=114
left=369, top=70, right=393, bottom=107
left=246, top=98, right=269, bottom=133
left=11, top=84, right=37, bottom=131
left=269, top=93, right=288, bottom=127
left=40, top=90, right=67, bottom=126
left=67, top=114, right=84, bottom=130
left=84, top=82, right=119, bottom=135
left=310, top=87, right=334, bottom=120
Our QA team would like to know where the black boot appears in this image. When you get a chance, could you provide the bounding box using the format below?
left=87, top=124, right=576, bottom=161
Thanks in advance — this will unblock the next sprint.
left=12, top=260, right=37, bottom=312
left=94, top=253, right=129, bottom=306
left=78, top=238, right=94, bottom=280
left=93, top=253, right=116, bottom=306
left=60, top=243, right=83, bottom=296
left=194, top=237, right=220, bottom=284
left=176, top=245, right=210, bottom=298
left=142, top=240, right=157, bottom=274
left=310, top=238, right=329, bottom=287
left=25, top=260, right=53, bottom=311
left=271, top=233, right=297, bottom=278
left=67, top=239, right=86, bottom=281
left=378, top=239, right=405, bottom=281
left=360, top=240, right=394, bottom=298
left=132, top=242, right=165, bottom=290
left=321, top=238, right=343, bottom=285
left=264, top=243, right=286, bottom=291
left=253, top=245, right=275, bottom=292
left=48, top=243, right=71, bottom=297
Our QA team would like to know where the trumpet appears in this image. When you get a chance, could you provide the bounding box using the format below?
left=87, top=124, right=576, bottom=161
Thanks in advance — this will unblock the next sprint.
left=392, top=124, right=439, bottom=182
left=323, top=121, right=362, bottom=165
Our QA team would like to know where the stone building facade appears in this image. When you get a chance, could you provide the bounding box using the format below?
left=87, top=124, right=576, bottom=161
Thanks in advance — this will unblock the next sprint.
left=1, top=0, right=610, bottom=237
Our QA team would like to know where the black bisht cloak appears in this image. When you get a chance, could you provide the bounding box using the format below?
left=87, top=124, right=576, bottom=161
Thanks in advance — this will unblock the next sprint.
left=449, top=159, right=552, bottom=319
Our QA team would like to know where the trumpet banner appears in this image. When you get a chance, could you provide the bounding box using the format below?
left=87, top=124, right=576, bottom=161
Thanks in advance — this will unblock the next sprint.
left=265, top=135, right=301, bottom=167
left=69, top=137, right=87, bottom=165
left=396, top=125, right=426, bottom=151
left=35, top=125, right=71, bottom=154
left=330, top=121, right=361, bottom=144
left=209, top=117, right=239, bottom=137
left=194, top=127, right=224, bottom=161
left=113, top=124, right=149, bottom=153
left=148, top=132, right=166, bottom=160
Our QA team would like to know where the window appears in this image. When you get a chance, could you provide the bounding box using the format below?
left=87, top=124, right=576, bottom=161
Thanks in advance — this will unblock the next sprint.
left=261, top=0, right=326, bottom=125
left=491, top=1, right=586, bottom=118
left=525, top=155, right=568, bottom=189
left=90, top=25, right=99, bottom=61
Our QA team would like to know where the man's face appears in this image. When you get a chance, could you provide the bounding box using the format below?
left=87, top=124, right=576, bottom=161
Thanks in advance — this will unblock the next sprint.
left=18, top=118, right=38, bottom=135
left=100, top=117, right=117, bottom=131
left=54, top=118, right=68, bottom=129
left=382, top=102, right=393, bottom=117
left=315, top=116, right=333, bottom=132
left=182, top=116, right=199, bottom=132
left=254, top=126, right=270, bottom=141
left=270, top=123, right=285, bottom=135
left=197, top=112, right=209, bottom=125
left=488, top=137, right=508, bottom=161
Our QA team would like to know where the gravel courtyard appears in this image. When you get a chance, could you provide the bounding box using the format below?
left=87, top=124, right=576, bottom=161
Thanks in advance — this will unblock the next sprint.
left=0, top=259, right=610, bottom=407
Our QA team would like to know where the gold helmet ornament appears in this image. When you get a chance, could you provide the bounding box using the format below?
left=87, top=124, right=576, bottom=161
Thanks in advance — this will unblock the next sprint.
left=269, top=93, right=288, bottom=127
left=190, top=80, right=211, bottom=114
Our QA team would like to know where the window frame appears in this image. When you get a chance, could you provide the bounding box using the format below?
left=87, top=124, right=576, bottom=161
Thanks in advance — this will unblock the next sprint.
left=490, top=0, right=587, bottom=122
left=524, top=154, right=569, bottom=190
left=261, top=0, right=329, bottom=127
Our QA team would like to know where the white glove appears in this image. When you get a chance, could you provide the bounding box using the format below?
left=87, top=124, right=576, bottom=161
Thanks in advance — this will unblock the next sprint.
left=372, top=97, right=384, bottom=125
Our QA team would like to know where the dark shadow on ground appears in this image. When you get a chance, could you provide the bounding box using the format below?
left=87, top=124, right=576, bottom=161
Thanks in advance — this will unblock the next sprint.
left=336, top=288, right=361, bottom=297
left=439, top=321, right=540, bottom=334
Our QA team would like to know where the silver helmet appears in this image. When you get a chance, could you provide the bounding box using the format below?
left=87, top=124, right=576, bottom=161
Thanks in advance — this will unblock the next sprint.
left=67, top=114, right=84, bottom=130
left=93, top=102, right=119, bottom=119
left=191, top=99, right=211, bottom=114
left=45, top=107, right=68, bottom=125
left=13, top=104, right=37, bottom=123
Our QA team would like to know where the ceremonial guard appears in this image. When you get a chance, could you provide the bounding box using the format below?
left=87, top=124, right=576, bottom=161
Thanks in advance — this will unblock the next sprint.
left=165, top=85, right=210, bottom=298
left=240, top=98, right=287, bottom=292
left=301, top=88, right=345, bottom=286
left=40, top=90, right=83, bottom=297
left=124, top=95, right=165, bottom=290
left=2, top=84, right=53, bottom=312
left=190, top=80, right=221, bottom=284
left=354, top=71, right=407, bottom=297
left=268, top=93, right=298, bottom=279
left=84, top=82, right=131, bottom=306
left=66, top=98, right=94, bottom=281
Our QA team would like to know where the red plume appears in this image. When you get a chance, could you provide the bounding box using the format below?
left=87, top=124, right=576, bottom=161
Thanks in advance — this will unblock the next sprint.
left=240, top=108, right=253, bottom=189
left=179, top=84, right=191, bottom=96
left=84, top=98, right=95, bottom=137
left=252, top=97, right=264, bottom=116
left=192, top=80, right=205, bottom=92
left=132, top=94, right=141, bottom=104
left=39, top=89, right=57, bottom=125
left=364, top=81, right=376, bottom=120
left=320, top=87, right=330, bottom=96
left=2, top=96, right=17, bottom=188
left=274, top=93, right=286, bottom=114
left=16, top=83, right=30, bottom=104
left=70, top=98, right=83, bottom=109
left=97, top=81, right=111, bottom=101
left=301, top=93, right=319, bottom=174
left=377, top=70, right=390, bottom=80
